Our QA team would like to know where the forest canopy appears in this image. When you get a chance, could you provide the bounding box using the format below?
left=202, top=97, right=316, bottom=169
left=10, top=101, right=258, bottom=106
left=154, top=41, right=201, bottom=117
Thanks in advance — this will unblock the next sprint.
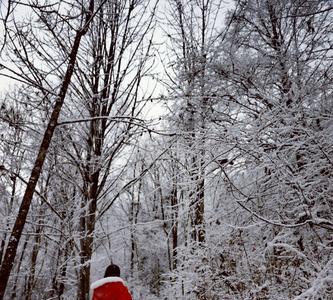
left=0, top=0, right=332, bottom=299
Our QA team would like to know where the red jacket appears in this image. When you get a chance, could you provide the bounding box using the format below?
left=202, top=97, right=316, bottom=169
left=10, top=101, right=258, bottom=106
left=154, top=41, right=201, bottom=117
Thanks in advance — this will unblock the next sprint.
left=91, top=277, right=132, bottom=300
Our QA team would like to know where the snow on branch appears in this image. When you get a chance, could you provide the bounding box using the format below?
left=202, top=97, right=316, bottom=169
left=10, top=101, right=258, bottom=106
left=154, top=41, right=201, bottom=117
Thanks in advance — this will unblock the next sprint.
left=293, top=259, right=333, bottom=300
left=56, top=116, right=177, bottom=136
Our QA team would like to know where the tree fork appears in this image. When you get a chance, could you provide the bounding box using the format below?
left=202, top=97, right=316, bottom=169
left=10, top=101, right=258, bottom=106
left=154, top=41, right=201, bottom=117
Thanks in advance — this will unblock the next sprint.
left=0, top=2, right=95, bottom=298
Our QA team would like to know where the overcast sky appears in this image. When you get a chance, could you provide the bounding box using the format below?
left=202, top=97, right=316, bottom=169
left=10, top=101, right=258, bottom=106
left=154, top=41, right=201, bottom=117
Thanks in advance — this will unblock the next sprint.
left=0, top=0, right=232, bottom=98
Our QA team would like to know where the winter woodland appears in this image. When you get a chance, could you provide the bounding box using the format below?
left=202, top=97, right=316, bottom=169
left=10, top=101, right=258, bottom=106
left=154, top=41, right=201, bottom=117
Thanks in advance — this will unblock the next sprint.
left=0, top=0, right=332, bottom=299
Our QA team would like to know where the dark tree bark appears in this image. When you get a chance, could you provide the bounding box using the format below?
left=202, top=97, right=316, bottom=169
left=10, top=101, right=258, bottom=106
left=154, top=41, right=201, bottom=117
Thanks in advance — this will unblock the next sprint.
left=0, top=1, right=95, bottom=298
left=170, top=183, right=178, bottom=270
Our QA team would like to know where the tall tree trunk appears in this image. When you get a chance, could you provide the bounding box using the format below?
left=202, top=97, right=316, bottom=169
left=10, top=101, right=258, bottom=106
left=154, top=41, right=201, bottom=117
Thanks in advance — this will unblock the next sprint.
left=0, top=2, right=95, bottom=298
left=78, top=114, right=104, bottom=300
left=78, top=191, right=98, bottom=300
left=130, top=163, right=141, bottom=275
left=171, top=183, right=178, bottom=270
left=193, top=171, right=205, bottom=243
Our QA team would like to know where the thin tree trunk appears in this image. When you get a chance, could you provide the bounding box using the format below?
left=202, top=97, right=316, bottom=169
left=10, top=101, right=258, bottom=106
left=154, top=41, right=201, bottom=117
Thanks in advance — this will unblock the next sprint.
left=194, top=175, right=205, bottom=243
left=25, top=221, right=42, bottom=300
left=0, top=174, right=17, bottom=267
left=171, top=184, right=178, bottom=270
left=130, top=164, right=141, bottom=275
left=10, top=235, right=29, bottom=300
left=0, top=2, right=95, bottom=298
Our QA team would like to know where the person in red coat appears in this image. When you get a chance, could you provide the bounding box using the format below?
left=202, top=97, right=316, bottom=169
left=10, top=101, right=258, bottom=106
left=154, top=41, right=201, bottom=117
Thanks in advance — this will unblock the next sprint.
left=91, top=264, right=132, bottom=300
